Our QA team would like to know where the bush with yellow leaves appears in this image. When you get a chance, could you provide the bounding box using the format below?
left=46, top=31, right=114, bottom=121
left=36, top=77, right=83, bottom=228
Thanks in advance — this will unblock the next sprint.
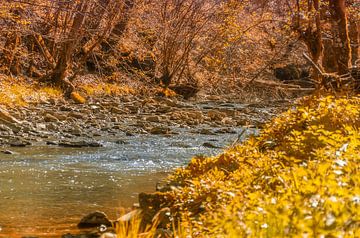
left=162, top=95, right=360, bottom=237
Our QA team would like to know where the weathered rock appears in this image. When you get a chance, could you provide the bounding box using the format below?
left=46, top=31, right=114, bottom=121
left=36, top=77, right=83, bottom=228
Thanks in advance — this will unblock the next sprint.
left=9, top=140, right=30, bottom=147
left=78, top=211, right=112, bottom=229
left=215, top=128, right=237, bottom=134
left=68, top=112, right=84, bottom=119
left=156, top=106, right=171, bottom=113
left=46, top=141, right=58, bottom=145
left=149, top=127, right=171, bottom=135
left=207, top=110, right=226, bottom=121
left=145, top=115, right=160, bottom=123
left=114, top=140, right=129, bottom=145
left=110, top=107, right=127, bottom=115
left=0, top=124, right=11, bottom=132
left=99, top=232, right=116, bottom=238
left=44, top=113, right=59, bottom=122
left=1, top=150, right=14, bottom=155
left=202, top=142, right=221, bottom=149
left=59, top=141, right=102, bottom=148
left=186, top=111, right=203, bottom=120
left=0, top=107, right=22, bottom=124
left=60, top=106, right=72, bottom=112
left=221, top=117, right=233, bottom=125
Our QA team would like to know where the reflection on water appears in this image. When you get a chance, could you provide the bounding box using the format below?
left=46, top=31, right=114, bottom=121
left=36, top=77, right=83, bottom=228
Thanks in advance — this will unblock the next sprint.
left=0, top=131, right=244, bottom=236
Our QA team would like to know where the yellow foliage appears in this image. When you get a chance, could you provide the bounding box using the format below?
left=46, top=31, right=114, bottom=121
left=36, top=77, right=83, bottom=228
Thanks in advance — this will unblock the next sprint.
left=80, top=83, right=135, bottom=96
left=163, top=95, right=360, bottom=237
left=0, top=77, right=62, bottom=106
left=70, top=92, right=86, bottom=104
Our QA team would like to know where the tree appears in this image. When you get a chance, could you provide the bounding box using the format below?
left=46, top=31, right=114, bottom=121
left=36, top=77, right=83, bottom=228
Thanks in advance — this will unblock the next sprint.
left=329, top=0, right=352, bottom=74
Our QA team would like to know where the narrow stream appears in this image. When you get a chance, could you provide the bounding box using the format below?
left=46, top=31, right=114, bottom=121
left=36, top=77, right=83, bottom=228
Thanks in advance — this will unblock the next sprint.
left=0, top=129, right=251, bottom=237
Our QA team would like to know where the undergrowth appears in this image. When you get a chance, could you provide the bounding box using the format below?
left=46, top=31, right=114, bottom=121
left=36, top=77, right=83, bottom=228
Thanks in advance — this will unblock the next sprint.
left=161, top=95, right=360, bottom=237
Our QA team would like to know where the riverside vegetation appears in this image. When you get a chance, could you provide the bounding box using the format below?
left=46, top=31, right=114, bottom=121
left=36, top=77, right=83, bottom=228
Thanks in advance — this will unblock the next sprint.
left=110, top=95, right=359, bottom=238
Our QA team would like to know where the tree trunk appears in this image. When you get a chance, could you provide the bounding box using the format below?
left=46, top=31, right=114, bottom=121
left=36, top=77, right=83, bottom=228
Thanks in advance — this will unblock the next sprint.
left=329, top=0, right=352, bottom=74
left=47, top=1, right=89, bottom=94
left=300, top=0, right=323, bottom=80
left=1, top=33, right=21, bottom=75
left=349, top=19, right=359, bottom=65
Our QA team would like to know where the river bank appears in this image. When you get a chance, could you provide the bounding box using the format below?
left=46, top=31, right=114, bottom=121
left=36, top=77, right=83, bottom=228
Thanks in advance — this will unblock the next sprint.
left=0, top=92, right=291, bottom=152
left=0, top=84, right=296, bottom=237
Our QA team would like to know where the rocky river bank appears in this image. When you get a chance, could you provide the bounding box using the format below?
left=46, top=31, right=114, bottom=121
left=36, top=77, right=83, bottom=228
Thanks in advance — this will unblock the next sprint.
left=0, top=95, right=291, bottom=152
left=0, top=94, right=293, bottom=237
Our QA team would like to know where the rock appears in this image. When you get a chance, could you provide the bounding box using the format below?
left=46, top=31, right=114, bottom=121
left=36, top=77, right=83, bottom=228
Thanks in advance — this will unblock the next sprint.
left=0, top=107, right=22, bottom=124
left=186, top=111, right=203, bottom=120
left=100, top=233, right=116, bottom=238
left=68, top=112, right=84, bottom=119
left=51, top=112, right=68, bottom=121
left=114, top=140, right=129, bottom=145
left=125, top=131, right=134, bottom=136
left=221, top=117, right=233, bottom=125
left=207, top=110, right=226, bottom=121
left=110, top=107, right=127, bottom=115
left=69, top=127, right=82, bottom=136
left=202, top=142, right=221, bottom=149
left=60, top=106, right=72, bottom=111
left=59, top=141, right=102, bottom=148
left=44, top=113, right=59, bottom=122
left=145, top=115, right=160, bottom=123
left=46, top=123, right=58, bottom=131
left=149, top=127, right=171, bottom=135
left=215, top=128, right=237, bottom=134
left=156, top=106, right=172, bottom=113
left=206, top=95, right=221, bottom=100
left=46, top=141, right=58, bottom=145
left=1, top=150, right=14, bottom=155
left=197, top=128, right=215, bottom=135
left=0, top=118, right=22, bottom=133
left=36, top=123, right=47, bottom=130
left=9, top=140, right=30, bottom=147
left=0, top=124, right=11, bottom=132
left=78, top=211, right=112, bottom=229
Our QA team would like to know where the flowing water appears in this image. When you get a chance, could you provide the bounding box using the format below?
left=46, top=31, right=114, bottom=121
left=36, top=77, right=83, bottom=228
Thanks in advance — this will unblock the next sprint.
left=0, top=129, right=251, bottom=237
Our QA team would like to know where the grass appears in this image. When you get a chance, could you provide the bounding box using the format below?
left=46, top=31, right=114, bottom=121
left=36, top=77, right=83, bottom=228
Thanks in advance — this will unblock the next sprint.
left=0, top=76, right=62, bottom=106
left=0, top=75, right=137, bottom=107
left=111, top=95, right=359, bottom=237
left=150, top=95, right=360, bottom=237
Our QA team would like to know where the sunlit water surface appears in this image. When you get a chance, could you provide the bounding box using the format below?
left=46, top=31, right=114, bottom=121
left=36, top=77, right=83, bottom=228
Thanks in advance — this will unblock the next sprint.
left=0, top=130, right=247, bottom=236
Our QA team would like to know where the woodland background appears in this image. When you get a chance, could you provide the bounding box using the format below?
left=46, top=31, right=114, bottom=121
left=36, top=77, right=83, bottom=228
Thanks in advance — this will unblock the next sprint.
left=0, top=0, right=359, bottom=98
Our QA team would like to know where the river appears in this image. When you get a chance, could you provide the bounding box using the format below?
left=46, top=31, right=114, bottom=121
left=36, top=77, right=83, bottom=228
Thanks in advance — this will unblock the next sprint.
left=0, top=129, right=250, bottom=237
